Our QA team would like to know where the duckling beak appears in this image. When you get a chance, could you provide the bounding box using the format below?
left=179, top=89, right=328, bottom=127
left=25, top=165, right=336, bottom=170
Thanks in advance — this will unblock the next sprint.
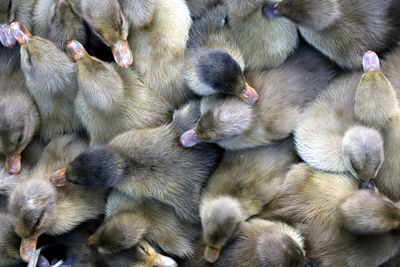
left=180, top=129, right=200, bottom=148
left=153, top=253, right=178, bottom=267
left=5, top=152, right=21, bottom=175
left=204, top=246, right=221, bottom=263
left=262, top=2, right=281, bottom=18
left=20, top=237, right=37, bottom=262
left=239, top=83, right=259, bottom=104
left=50, top=168, right=68, bottom=187
left=358, top=179, right=375, bottom=191
left=66, top=40, right=87, bottom=62
left=111, top=40, right=133, bottom=68
left=363, top=51, right=380, bottom=73
left=0, top=24, right=17, bottom=48
left=10, top=22, right=32, bottom=46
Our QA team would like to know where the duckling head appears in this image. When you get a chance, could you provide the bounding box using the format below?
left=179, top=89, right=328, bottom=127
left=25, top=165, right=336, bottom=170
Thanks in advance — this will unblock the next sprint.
left=81, top=0, right=132, bottom=67
left=48, top=0, right=87, bottom=48
left=8, top=179, right=56, bottom=262
left=50, top=145, right=128, bottom=189
left=10, top=22, right=76, bottom=94
left=262, top=0, right=341, bottom=31
left=180, top=96, right=253, bottom=147
left=256, top=230, right=307, bottom=266
left=340, top=190, right=400, bottom=234
left=200, top=196, right=242, bottom=263
left=342, top=126, right=384, bottom=191
left=0, top=107, right=36, bottom=175
left=186, top=49, right=259, bottom=104
left=355, top=51, right=399, bottom=129
left=0, top=0, right=17, bottom=47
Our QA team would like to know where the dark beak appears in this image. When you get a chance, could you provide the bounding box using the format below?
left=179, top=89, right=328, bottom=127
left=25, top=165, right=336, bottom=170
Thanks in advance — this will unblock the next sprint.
left=358, top=180, right=375, bottom=191
left=262, top=2, right=281, bottom=18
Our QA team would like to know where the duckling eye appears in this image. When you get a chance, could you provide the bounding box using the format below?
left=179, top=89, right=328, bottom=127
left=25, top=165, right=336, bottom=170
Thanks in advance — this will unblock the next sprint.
left=33, top=210, right=45, bottom=230
left=17, top=134, right=23, bottom=144
left=8, top=0, right=12, bottom=13
left=138, top=244, right=148, bottom=255
left=27, top=55, right=32, bottom=66
left=119, top=16, right=123, bottom=26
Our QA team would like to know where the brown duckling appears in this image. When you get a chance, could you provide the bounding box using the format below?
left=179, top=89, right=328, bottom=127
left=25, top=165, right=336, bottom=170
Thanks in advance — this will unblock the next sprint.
left=294, top=51, right=396, bottom=190
left=0, top=69, right=39, bottom=174
left=181, top=46, right=337, bottom=150
left=261, top=163, right=400, bottom=266
left=34, top=0, right=87, bottom=49
left=66, top=39, right=171, bottom=145
left=125, top=0, right=192, bottom=107
left=263, top=0, right=400, bottom=69
left=184, top=218, right=307, bottom=267
left=86, top=192, right=200, bottom=258
left=185, top=4, right=259, bottom=104
left=8, top=134, right=106, bottom=263
left=50, top=100, right=222, bottom=224
left=0, top=0, right=35, bottom=73
left=199, top=138, right=298, bottom=262
left=78, top=0, right=132, bottom=68
left=11, top=22, right=82, bottom=143
left=222, top=0, right=298, bottom=71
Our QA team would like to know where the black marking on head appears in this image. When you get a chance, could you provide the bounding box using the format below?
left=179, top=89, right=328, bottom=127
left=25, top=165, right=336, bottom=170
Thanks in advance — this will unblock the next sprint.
left=196, top=49, right=244, bottom=95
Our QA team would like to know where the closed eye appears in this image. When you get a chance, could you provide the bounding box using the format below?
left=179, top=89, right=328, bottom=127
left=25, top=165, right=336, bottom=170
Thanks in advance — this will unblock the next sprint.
left=33, top=210, right=45, bottom=230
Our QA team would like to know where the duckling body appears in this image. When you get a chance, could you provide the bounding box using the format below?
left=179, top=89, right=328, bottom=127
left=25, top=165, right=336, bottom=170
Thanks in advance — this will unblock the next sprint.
left=200, top=138, right=297, bottom=261
left=61, top=100, right=222, bottom=223
left=67, top=40, right=171, bottom=145
left=87, top=191, right=200, bottom=258
left=12, top=23, right=82, bottom=143
left=0, top=69, right=39, bottom=174
left=8, top=134, right=106, bottom=262
left=223, top=0, right=298, bottom=70
left=261, top=163, right=400, bottom=266
left=185, top=218, right=306, bottom=267
left=264, top=0, right=400, bottom=69
left=182, top=46, right=337, bottom=150
left=33, top=0, right=87, bottom=48
left=127, top=0, right=192, bottom=107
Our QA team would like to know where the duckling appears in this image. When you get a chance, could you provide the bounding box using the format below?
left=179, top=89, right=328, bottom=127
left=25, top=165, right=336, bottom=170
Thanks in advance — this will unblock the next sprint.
left=78, top=0, right=132, bottom=68
left=11, top=22, right=82, bottom=143
left=86, top=191, right=200, bottom=258
left=126, top=0, right=193, bottom=107
left=51, top=100, right=222, bottom=223
left=66, top=39, right=171, bottom=145
left=8, top=134, right=106, bottom=263
left=181, top=46, right=337, bottom=150
left=33, top=0, right=87, bottom=49
left=262, top=0, right=400, bottom=69
left=261, top=163, right=400, bottom=266
left=0, top=69, right=39, bottom=174
left=0, top=0, right=36, bottom=73
left=0, top=212, right=22, bottom=266
left=200, top=138, right=298, bottom=262
left=295, top=51, right=398, bottom=191
left=223, top=0, right=298, bottom=71
left=184, top=218, right=306, bottom=267
left=184, top=4, right=259, bottom=104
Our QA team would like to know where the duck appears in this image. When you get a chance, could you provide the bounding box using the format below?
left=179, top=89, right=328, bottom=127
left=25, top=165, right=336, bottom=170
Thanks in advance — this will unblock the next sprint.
left=184, top=218, right=307, bottom=267
left=50, top=100, right=222, bottom=224
left=85, top=191, right=200, bottom=258
left=262, top=0, right=400, bottom=69
left=8, top=134, right=106, bottom=263
left=10, top=22, right=82, bottom=143
left=33, top=0, right=87, bottom=49
left=294, top=51, right=399, bottom=193
left=261, top=163, right=400, bottom=266
left=199, top=138, right=298, bottom=262
left=125, top=0, right=193, bottom=107
left=181, top=46, right=337, bottom=150
left=184, top=4, right=259, bottom=104
left=0, top=0, right=36, bottom=73
left=222, top=0, right=299, bottom=71
left=0, top=69, right=39, bottom=174
left=66, top=39, right=171, bottom=145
